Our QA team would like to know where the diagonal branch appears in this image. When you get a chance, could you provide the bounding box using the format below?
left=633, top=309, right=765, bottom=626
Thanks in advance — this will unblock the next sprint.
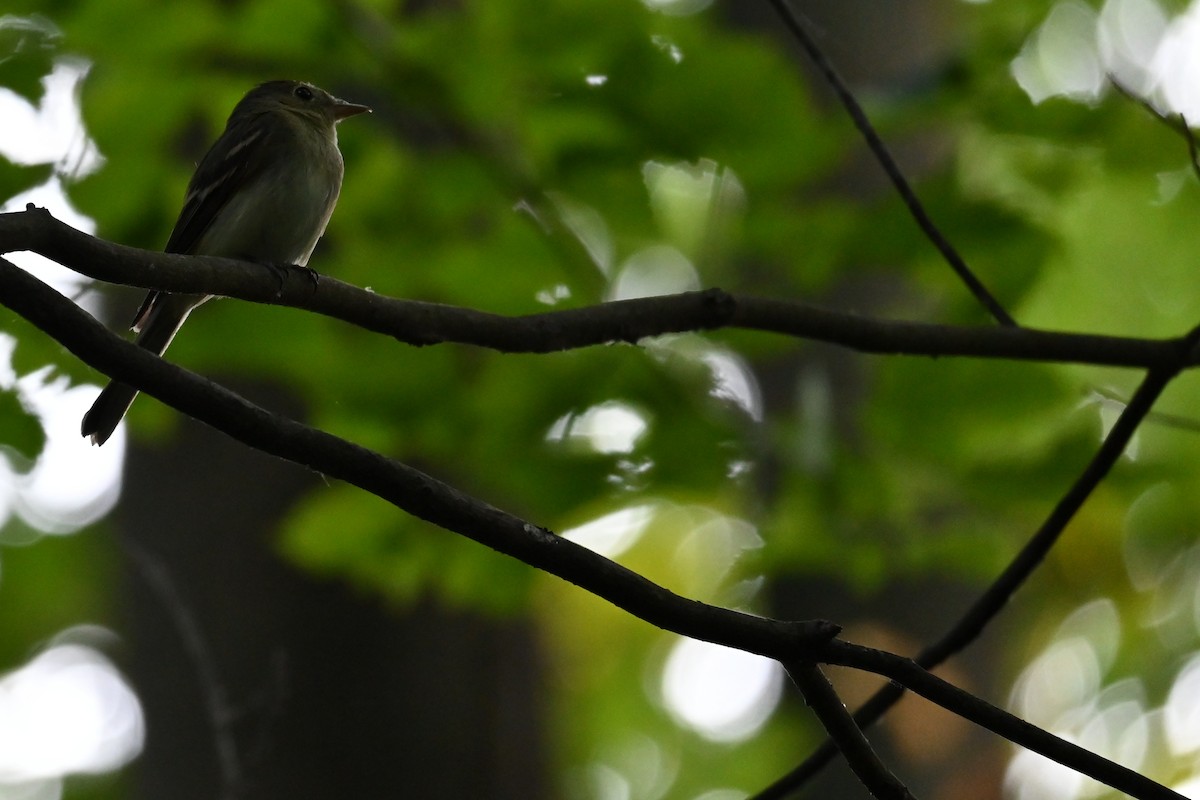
left=753, top=352, right=1193, bottom=799
left=0, top=252, right=837, bottom=661
left=815, top=640, right=1187, bottom=800
left=0, top=208, right=1185, bottom=370
left=787, top=660, right=916, bottom=800
left=764, top=0, right=1017, bottom=328
left=0, top=253, right=1187, bottom=800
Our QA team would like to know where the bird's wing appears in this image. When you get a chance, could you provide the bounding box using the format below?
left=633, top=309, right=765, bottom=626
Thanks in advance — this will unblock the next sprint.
left=131, top=111, right=284, bottom=330
left=165, top=111, right=283, bottom=256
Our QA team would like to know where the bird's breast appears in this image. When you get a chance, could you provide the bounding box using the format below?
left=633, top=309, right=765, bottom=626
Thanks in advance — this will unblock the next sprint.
left=195, top=143, right=344, bottom=267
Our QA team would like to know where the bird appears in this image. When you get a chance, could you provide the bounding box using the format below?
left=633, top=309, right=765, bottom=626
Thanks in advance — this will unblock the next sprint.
left=81, top=79, right=370, bottom=446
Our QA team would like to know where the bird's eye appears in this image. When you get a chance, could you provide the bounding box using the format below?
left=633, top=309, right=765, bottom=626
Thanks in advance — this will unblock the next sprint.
left=294, top=85, right=314, bottom=101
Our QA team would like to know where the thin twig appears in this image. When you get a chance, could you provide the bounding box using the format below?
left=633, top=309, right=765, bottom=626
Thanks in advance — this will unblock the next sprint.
left=123, top=538, right=243, bottom=800
left=788, top=660, right=916, bottom=800
left=764, top=0, right=1016, bottom=327
left=753, top=358, right=1187, bottom=799
left=815, top=641, right=1186, bottom=800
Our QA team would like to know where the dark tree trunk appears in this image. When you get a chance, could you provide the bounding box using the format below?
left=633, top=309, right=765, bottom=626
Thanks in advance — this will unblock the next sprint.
left=118, top=383, right=549, bottom=800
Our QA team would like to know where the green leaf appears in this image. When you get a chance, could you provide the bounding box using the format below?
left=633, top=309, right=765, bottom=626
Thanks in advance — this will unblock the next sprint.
left=0, top=384, right=45, bottom=466
left=0, top=14, right=60, bottom=104
left=0, top=159, right=53, bottom=202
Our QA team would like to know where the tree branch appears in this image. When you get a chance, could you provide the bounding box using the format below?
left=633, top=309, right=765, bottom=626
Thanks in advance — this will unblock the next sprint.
left=0, top=250, right=1187, bottom=800
left=787, top=660, right=916, bottom=800
left=0, top=252, right=838, bottom=660
left=764, top=0, right=1017, bottom=328
left=816, top=640, right=1186, bottom=800
left=754, top=359, right=1184, bottom=799
left=0, top=208, right=1184, bottom=369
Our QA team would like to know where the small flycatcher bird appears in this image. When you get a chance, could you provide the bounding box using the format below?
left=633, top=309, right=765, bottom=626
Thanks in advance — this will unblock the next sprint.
left=82, top=80, right=370, bottom=445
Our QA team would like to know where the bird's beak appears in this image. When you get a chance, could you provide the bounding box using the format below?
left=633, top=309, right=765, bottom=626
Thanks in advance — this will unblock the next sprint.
left=331, top=97, right=372, bottom=120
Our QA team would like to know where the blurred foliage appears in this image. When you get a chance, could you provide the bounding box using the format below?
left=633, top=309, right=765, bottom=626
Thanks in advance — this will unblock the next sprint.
left=6, top=0, right=1200, bottom=797
left=0, top=384, right=44, bottom=463
left=0, top=13, right=59, bottom=103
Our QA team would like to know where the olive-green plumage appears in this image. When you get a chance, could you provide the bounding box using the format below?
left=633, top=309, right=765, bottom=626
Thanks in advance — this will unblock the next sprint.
left=82, top=80, right=369, bottom=445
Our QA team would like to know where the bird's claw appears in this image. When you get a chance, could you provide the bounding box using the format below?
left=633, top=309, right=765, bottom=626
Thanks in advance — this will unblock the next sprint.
left=262, top=262, right=289, bottom=296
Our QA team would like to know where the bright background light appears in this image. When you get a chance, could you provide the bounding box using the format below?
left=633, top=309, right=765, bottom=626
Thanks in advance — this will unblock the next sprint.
left=0, top=35, right=140, bottom=795
left=660, top=637, right=783, bottom=743
left=0, top=631, right=142, bottom=796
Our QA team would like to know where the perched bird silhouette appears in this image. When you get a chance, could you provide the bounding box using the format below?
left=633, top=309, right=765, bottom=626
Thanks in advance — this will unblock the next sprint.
left=82, top=80, right=370, bottom=445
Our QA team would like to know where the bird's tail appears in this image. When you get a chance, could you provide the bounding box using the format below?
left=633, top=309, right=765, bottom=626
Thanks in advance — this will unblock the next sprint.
left=81, top=295, right=198, bottom=446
